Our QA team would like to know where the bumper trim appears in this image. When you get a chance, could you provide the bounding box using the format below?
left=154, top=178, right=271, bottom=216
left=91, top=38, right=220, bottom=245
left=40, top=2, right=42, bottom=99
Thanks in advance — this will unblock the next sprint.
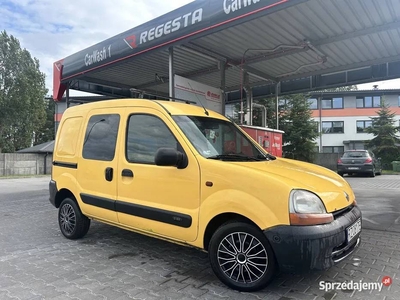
left=332, top=237, right=360, bottom=263
left=49, top=180, right=57, bottom=207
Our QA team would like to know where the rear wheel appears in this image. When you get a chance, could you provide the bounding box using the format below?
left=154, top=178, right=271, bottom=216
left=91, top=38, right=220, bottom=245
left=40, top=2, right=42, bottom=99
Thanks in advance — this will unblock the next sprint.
left=208, top=222, right=276, bottom=292
left=369, top=168, right=376, bottom=177
left=338, top=172, right=344, bottom=177
left=58, top=198, right=90, bottom=239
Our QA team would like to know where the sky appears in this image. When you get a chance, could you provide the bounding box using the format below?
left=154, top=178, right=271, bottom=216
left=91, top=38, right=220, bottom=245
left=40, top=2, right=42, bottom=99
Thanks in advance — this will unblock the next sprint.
left=0, top=0, right=193, bottom=96
left=0, top=0, right=399, bottom=97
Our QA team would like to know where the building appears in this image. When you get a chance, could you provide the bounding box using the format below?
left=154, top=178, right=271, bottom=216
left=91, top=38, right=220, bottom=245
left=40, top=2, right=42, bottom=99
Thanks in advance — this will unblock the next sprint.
left=225, top=89, right=400, bottom=153
left=308, top=89, right=400, bottom=153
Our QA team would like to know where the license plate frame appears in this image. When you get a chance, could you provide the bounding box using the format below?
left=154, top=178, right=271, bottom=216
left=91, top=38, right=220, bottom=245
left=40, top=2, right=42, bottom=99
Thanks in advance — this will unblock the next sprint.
left=348, top=167, right=360, bottom=170
left=347, top=218, right=361, bottom=242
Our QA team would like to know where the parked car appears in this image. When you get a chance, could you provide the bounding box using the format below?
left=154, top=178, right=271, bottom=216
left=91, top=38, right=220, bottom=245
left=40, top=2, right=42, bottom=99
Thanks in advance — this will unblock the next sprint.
left=337, top=150, right=382, bottom=177
left=49, top=99, right=361, bottom=292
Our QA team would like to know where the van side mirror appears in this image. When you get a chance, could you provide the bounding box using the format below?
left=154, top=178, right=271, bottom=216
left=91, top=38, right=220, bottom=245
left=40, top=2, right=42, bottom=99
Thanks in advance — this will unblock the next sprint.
left=155, top=148, right=188, bottom=169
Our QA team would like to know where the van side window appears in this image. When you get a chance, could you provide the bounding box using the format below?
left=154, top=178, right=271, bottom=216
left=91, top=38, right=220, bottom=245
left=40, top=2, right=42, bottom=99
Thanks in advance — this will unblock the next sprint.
left=82, top=114, right=120, bottom=161
left=126, top=114, right=178, bottom=164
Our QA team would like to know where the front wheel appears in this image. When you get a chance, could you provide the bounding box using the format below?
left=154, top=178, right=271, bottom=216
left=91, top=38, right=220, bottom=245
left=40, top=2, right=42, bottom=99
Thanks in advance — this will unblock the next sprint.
left=58, top=198, right=90, bottom=239
left=208, top=222, right=276, bottom=292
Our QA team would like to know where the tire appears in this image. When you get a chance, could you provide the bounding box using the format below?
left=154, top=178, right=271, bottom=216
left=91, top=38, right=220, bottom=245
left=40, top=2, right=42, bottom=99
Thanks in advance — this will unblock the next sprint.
left=369, top=168, right=376, bottom=177
left=338, top=172, right=344, bottom=177
left=58, top=197, right=90, bottom=240
left=208, top=222, right=276, bottom=292
left=376, top=168, right=382, bottom=175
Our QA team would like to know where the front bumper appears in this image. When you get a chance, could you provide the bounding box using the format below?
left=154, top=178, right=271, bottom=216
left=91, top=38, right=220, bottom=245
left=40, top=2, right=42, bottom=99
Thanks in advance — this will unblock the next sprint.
left=264, top=205, right=362, bottom=272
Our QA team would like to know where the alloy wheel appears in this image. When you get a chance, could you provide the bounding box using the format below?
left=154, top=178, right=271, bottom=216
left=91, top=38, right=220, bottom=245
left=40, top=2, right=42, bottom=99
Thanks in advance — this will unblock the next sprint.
left=59, top=203, right=76, bottom=235
left=217, top=232, right=268, bottom=283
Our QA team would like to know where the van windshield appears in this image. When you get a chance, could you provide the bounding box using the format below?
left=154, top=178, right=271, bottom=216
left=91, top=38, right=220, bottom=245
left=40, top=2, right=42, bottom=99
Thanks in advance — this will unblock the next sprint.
left=173, top=115, right=271, bottom=161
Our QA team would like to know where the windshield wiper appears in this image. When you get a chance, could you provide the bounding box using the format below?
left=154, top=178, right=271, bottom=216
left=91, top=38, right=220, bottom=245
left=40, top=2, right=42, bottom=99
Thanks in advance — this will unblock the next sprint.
left=258, top=153, right=276, bottom=160
left=207, top=154, right=262, bottom=161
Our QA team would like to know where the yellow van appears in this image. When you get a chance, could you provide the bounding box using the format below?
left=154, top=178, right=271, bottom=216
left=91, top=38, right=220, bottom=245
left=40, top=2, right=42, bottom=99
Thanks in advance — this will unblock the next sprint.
left=49, top=99, right=361, bottom=292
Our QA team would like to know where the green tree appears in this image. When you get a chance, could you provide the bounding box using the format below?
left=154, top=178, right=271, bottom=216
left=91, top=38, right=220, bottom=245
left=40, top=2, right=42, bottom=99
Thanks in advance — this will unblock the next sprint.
left=279, top=94, right=319, bottom=162
left=34, top=97, right=55, bottom=145
left=0, top=30, right=48, bottom=152
left=365, top=99, right=400, bottom=169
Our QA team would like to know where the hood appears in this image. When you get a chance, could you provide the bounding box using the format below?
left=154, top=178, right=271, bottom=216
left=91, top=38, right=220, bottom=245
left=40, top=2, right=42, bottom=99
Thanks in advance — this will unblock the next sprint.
left=234, top=157, right=354, bottom=213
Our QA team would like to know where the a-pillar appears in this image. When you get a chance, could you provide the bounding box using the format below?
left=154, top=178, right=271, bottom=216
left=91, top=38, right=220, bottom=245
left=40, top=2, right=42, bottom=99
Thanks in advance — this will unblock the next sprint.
left=169, top=47, right=175, bottom=100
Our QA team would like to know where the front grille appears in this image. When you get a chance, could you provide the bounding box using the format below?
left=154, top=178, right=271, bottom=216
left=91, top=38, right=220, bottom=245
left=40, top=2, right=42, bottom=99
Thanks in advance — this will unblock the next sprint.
left=332, top=204, right=354, bottom=219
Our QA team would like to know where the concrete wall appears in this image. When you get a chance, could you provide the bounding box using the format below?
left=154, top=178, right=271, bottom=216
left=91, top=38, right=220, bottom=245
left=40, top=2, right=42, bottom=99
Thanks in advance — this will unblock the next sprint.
left=313, top=153, right=341, bottom=171
left=0, top=153, right=53, bottom=176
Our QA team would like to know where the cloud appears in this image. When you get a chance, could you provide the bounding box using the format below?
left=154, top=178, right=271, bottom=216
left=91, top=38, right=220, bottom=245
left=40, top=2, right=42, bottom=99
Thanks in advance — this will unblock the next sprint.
left=0, top=0, right=193, bottom=95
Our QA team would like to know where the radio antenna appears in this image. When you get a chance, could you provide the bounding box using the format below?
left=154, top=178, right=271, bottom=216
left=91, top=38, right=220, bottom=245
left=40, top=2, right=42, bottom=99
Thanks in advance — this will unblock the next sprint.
left=187, top=81, right=209, bottom=116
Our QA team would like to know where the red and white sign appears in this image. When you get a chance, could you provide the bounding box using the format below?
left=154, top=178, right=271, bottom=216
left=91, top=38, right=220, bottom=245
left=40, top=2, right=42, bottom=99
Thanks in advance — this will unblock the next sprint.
left=174, top=75, right=223, bottom=113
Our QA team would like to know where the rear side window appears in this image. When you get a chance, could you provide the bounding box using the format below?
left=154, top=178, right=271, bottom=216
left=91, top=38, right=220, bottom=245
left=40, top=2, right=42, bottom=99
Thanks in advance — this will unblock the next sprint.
left=56, top=116, right=83, bottom=157
left=82, top=114, right=120, bottom=161
left=126, top=114, right=178, bottom=164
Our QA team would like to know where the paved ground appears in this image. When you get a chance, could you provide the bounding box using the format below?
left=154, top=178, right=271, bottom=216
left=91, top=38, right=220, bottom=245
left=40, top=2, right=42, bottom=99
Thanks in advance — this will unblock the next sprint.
left=0, top=175, right=399, bottom=300
left=345, top=175, right=400, bottom=232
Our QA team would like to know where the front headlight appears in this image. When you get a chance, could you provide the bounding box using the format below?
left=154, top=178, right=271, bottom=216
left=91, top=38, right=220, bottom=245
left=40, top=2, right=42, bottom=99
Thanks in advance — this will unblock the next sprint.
left=289, top=190, right=333, bottom=226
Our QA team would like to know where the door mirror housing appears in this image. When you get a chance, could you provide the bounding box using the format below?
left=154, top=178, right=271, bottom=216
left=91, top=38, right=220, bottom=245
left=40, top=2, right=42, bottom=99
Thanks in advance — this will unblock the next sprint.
left=155, top=148, right=188, bottom=169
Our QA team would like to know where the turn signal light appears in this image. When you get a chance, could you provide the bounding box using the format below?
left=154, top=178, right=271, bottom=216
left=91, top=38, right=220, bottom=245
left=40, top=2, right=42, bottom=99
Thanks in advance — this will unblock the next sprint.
left=289, top=213, right=334, bottom=226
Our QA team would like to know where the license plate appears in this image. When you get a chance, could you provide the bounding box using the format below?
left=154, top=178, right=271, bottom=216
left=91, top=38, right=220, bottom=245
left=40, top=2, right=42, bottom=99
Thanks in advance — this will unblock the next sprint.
left=347, top=218, right=361, bottom=242
left=348, top=167, right=359, bottom=170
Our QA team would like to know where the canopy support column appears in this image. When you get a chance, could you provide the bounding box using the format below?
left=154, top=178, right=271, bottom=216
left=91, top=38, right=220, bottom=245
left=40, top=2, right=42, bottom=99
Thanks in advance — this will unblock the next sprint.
left=169, top=47, right=175, bottom=100
left=66, top=83, right=70, bottom=108
left=243, top=71, right=253, bottom=125
left=220, top=61, right=226, bottom=115
left=275, top=82, right=280, bottom=130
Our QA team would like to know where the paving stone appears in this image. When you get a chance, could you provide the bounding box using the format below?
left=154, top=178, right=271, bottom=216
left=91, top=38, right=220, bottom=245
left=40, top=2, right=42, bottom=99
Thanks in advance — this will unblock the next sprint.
left=1, top=177, right=400, bottom=300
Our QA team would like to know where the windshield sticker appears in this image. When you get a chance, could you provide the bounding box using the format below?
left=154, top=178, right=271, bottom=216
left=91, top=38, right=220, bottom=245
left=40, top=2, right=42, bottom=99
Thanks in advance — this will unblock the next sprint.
left=209, top=130, right=215, bottom=139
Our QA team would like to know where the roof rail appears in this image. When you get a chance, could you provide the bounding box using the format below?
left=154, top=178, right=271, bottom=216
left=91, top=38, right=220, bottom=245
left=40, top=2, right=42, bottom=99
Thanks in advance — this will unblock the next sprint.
left=130, top=89, right=197, bottom=104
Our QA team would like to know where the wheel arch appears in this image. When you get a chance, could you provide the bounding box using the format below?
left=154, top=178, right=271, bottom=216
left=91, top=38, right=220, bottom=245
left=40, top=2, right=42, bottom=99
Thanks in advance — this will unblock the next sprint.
left=203, top=213, right=259, bottom=251
left=54, top=189, right=77, bottom=208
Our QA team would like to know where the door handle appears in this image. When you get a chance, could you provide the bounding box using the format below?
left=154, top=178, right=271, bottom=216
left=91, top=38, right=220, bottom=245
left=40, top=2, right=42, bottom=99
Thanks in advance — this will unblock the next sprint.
left=105, top=167, right=113, bottom=182
left=121, top=169, right=134, bottom=178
